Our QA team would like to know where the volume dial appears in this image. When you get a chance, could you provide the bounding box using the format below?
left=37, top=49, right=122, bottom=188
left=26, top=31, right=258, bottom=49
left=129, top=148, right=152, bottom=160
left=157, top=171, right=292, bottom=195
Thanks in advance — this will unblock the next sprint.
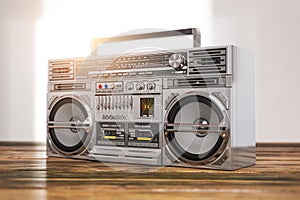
left=168, top=53, right=186, bottom=71
left=136, top=82, right=145, bottom=90
left=125, top=82, right=134, bottom=91
left=147, top=81, right=156, bottom=90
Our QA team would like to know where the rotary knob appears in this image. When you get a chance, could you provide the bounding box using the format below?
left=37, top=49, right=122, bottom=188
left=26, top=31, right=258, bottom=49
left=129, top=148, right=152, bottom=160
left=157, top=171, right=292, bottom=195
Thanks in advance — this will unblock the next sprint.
left=147, top=81, right=156, bottom=90
left=126, top=82, right=134, bottom=91
left=168, top=53, right=186, bottom=70
left=110, top=83, right=115, bottom=89
left=136, top=82, right=145, bottom=90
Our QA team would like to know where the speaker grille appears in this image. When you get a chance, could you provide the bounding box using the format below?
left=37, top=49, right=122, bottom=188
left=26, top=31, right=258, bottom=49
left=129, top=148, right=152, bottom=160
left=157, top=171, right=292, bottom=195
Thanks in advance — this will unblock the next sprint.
left=165, top=95, right=226, bottom=164
left=49, top=60, right=74, bottom=81
left=165, top=77, right=226, bottom=88
left=48, top=97, right=90, bottom=154
left=188, top=48, right=226, bottom=75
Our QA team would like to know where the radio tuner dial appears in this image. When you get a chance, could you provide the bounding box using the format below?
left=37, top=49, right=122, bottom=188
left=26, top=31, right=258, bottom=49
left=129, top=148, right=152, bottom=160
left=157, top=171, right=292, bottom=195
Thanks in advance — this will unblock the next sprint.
left=147, top=81, right=156, bottom=90
left=136, top=82, right=145, bottom=91
left=168, top=53, right=186, bottom=71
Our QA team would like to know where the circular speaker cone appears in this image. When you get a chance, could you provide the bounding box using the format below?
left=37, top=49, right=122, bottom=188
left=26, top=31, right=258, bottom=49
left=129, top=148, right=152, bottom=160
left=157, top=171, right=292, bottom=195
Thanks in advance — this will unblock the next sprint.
left=166, top=95, right=224, bottom=163
left=49, top=97, right=91, bottom=154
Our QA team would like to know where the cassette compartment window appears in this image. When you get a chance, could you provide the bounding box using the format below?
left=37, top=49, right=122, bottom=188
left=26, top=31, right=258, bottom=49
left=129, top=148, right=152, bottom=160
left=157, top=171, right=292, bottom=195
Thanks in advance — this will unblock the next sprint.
left=140, top=98, right=154, bottom=117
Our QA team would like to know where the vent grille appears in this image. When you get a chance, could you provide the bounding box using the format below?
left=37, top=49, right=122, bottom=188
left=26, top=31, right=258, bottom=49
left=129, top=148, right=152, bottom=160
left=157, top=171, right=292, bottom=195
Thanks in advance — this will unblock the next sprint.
left=49, top=60, right=74, bottom=81
left=54, top=83, right=86, bottom=91
left=166, top=77, right=224, bottom=88
left=188, top=48, right=226, bottom=75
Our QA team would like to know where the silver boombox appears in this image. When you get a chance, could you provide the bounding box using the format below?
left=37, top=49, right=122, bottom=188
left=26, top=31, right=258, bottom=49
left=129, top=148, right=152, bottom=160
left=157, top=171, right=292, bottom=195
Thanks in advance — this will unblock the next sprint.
left=47, top=28, right=255, bottom=170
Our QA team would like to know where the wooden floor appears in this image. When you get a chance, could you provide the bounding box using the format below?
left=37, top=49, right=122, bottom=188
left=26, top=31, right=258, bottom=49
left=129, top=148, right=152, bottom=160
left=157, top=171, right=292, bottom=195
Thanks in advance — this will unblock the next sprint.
left=0, top=143, right=299, bottom=200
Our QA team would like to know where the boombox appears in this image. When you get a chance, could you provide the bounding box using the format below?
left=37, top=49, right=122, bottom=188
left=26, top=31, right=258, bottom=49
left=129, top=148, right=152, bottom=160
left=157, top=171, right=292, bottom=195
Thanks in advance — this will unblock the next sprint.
left=47, top=29, right=255, bottom=170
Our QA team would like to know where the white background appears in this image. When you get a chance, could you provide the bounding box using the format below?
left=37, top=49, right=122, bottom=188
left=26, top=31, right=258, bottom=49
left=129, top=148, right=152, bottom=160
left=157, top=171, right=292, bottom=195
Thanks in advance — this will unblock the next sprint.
left=0, top=0, right=299, bottom=142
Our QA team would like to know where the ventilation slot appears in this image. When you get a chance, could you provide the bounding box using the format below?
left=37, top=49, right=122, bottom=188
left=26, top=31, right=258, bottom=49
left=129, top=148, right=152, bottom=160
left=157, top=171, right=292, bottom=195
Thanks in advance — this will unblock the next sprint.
left=49, top=60, right=74, bottom=81
left=188, top=48, right=226, bottom=75
left=92, top=153, right=119, bottom=157
left=54, top=83, right=85, bottom=91
left=167, top=78, right=221, bottom=88
left=124, top=155, right=153, bottom=159
left=189, top=49, right=226, bottom=57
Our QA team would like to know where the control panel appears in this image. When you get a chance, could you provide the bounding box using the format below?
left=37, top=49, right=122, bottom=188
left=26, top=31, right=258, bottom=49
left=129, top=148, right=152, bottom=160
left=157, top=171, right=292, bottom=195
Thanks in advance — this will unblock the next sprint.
left=124, top=79, right=161, bottom=93
left=97, top=122, right=125, bottom=146
left=96, top=122, right=160, bottom=149
left=96, top=95, right=133, bottom=111
left=128, top=123, right=159, bottom=148
left=96, top=81, right=123, bottom=93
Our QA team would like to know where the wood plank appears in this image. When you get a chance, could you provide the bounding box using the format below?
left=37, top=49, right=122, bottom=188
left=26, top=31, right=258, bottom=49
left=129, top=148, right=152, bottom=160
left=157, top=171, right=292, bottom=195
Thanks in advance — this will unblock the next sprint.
left=0, top=142, right=299, bottom=200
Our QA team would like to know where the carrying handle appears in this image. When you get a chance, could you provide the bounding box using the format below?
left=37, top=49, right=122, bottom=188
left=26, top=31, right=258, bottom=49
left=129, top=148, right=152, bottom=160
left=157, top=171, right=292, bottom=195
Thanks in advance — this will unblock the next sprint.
left=91, top=28, right=201, bottom=53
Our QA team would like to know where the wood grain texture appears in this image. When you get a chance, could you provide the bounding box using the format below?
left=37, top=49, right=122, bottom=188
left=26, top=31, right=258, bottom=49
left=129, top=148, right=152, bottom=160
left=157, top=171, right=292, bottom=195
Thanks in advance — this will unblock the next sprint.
left=0, top=142, right=299, bottom=200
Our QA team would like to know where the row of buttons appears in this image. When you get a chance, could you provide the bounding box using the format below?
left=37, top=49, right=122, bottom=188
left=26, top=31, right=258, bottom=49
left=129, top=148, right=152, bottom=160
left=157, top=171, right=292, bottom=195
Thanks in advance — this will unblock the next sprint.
left=116, top=56, right=148, bottom=61
left=96, top=95, right=133, bottom=111
left=97, top=82, right=122, bottom=92
left=115, top=63, right=148, bottom=67
left=128, top=142, right=158, bottom=147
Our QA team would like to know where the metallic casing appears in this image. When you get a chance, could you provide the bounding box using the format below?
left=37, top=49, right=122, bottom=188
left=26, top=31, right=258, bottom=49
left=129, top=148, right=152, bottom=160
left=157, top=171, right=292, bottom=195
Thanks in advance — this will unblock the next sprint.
left=47, top=44, right=255, bottom=170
